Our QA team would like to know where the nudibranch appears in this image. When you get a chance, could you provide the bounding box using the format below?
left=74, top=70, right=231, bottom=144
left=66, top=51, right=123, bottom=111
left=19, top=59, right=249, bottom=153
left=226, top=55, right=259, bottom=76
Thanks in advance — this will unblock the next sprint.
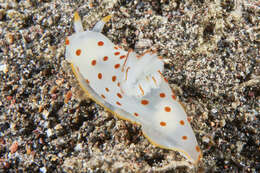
left=65, top=12, right=202, bottom=164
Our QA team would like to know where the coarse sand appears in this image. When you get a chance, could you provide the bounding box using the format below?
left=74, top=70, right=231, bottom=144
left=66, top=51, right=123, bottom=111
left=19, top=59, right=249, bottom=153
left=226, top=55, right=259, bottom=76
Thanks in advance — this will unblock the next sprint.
left=0, top=0, right=259, bottom=172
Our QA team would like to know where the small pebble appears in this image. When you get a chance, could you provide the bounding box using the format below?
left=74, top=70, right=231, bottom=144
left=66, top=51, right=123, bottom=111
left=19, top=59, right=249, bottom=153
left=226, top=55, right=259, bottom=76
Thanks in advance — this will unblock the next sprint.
left=9, top=141, right=18, bottom=154
left=40, top=167, right=47, bottom=173
left=135, top=39, right=152, bottom=49
left=46, top=128, right=54, bottom=137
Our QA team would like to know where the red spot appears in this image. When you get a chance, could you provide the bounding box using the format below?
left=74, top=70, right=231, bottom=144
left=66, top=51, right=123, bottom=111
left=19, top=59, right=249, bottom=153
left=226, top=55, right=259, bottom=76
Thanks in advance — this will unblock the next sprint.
left=172, top=94, right=176, bottom=100
left=160, top=121, right=167, bottom=127
left=141, top=100, right=149, bottom=105
left=114, top=64, right=120, bottom=69
left=196, top=146, right=200, bottom=152
left=114, top=46, right=118, bottom=50
left=86, top=79, right=90, bottom=84
left=180, top=120, right=185, bottom=126
left=91, top=60, right=96, bottom=66
left=114, top=52, right=120, bottom=56
left=98, top=73, right=102, bottom=79
left=112, top=76, right=116, bottom=82
left=134, top=113, right=139, bottom=117
left=117, top=93, right=122, bottom=98
left=98, top=41, right=104, bottom=46
left=101, top=94, right=106, bottom=99
left=116, top=101, right=121, bottom=106
left=164, top=77, right=168, bottom=83
left=164, top=106, right=171, bottom=112
left=65, top=37, right=69, bottom=45
left=105, top=88, right=109, bottom=92
left=76, top=49, right=81, bottom=56
left=182, top=136, right=188, bottom=140
left=120, top=55, right=126, bottom=59
left=103, top=56, right=108, bottom=61
left=159, top=93, right=165, bottom=98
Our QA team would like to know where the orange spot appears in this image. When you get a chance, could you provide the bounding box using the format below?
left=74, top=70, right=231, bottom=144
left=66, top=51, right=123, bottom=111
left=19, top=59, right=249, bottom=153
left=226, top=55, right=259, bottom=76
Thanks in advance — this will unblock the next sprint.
left=98, top=41, right=104, bottom=46
left=65, top=37, right=69, bottom=45
left=114, top=52, right=120, bottom=56
left=76, top=49, right=81, bottom=56
left=180, top=120, right=185, bottom=125
left=91, top=60, right=96, bottom=66
left=114, top=64, right=120, bottom=69
left=98, top=73, right=102, bottom=79
left=103, top=56, right=108, bottom=61
left=182, top=136, right=188, bottom=140
left=105, top=88, right=109, bottom=92
left=116, top=101, right=121, bottom=106
left=134, top=113, right=139, bottom=117
left=112, top=76, right=116, bottom=82
left=160, top=121, right=167, bottom=127
left=141, top=100, right=149, bottom=105
left=160, top=93, right=165, bottom=98
left=117, top=93, right=122, bottom=98
left=86, top=79, right=90, bottom=84
left=101, top=94, right=106, bottom=99
left=196, top=146, right=200, bottom=152
left=187, top=117, right=191, bottom=123
left=172, top=94, right=176, bottom=100
left=114, top=46, right=118, bottom=50
left=164, top=77, right=168, bottom=83
left=158, top=56, right=163, bottom=60
left=120, top=55, right=126, bottom=59
left=164, top=106, right=171, bottom=112
left=117, top=82, right=120, bottom=87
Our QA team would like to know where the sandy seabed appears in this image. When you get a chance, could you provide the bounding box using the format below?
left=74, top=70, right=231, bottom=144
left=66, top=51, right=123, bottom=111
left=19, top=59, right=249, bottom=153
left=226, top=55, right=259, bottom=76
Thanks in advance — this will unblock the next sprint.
left=0, top=0, right=259, bottom=172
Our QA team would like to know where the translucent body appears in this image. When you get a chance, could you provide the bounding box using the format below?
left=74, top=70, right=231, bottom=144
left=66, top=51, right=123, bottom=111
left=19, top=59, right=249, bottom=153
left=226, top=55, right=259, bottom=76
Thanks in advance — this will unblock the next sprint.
left=65, top=13, right=202, bottom=164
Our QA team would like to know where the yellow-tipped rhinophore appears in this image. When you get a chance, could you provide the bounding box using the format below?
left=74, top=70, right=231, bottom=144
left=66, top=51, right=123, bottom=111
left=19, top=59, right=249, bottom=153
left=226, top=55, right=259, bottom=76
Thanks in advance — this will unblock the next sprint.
left=73, top=12, right=84, bottom=33
left=102, top=15, right=112, bottom=23
left=74, top=12, right=80, bottom=22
